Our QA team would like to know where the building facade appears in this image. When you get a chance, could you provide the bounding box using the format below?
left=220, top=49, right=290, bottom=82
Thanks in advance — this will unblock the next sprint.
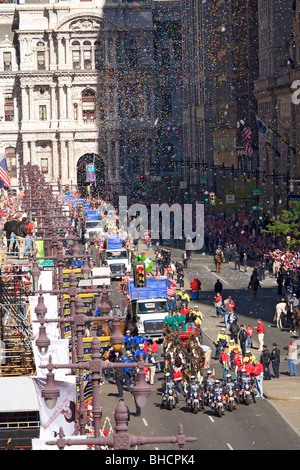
left=0, top=0, right=183, bottom=198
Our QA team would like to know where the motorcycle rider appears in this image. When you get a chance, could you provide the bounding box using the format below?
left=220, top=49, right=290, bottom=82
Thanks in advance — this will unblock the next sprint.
left=202, top=369, right=215, bottom=406
left=186, top=375, right=202, bottom=410
left=238, top=368, right=256, bottom=403
left=162, top=372, right=178, bottom=406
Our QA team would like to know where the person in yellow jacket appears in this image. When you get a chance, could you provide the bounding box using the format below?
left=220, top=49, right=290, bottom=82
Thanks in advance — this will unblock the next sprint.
left=193, top=306, right=203, bottom=326
left=215, top=328, right=228, bottom=358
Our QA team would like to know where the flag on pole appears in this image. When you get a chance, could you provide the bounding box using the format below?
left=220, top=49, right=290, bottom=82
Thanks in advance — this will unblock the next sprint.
left=237, top=121, right=254, bottom=156
left=255, top=114, right=272, bottom=143
left=0, top=158, right=11, bottom=189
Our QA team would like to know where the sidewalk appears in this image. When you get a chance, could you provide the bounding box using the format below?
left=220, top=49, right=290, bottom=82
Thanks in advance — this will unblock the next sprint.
left=140, top=243, right=300, bottom=437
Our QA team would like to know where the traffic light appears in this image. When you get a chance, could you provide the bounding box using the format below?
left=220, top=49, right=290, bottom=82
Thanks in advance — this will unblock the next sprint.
left=140, top=175, right=147, bottom=181
left=133, top=262, right=147, bottom=288
left=65, top=185, right=69, bottom=195
left=209, top=192, right=215, bottom=205
left=78, top=204, right=83, bottom=218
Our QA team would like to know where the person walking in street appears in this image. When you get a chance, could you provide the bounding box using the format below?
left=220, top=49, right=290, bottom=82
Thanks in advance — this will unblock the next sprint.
left=255, top=319, right=265, bottom=352
left=242, top=252, right=248, bottom=272
left=260, top=345, right=272, bottom=380
left=222, top=300, right=230, bottom=328
left=220, top=346, right=230, bottom=380
left=254, top=360, right=264, bottom=398
left=182, top=250, right=188, bottom=268
left=229, top=320, right=240, bottom=344
left=214, top=292, right=223, bottom=318
left=270, top=342, right=280, bottom=378
left=113, top=352, right=126, bottom=397
left=287, top=340, right=298, bottom=377
left=214, top=279, right=223, bottom=295
left=239, top=324, right=248, bottom=357
left=190, top=278, right=199, bottom=301
left=246, top=324, right=253, bottom=349
left=234, top=250, right=240, bottom=270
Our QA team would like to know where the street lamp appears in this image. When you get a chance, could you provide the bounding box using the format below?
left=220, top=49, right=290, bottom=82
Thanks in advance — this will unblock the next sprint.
left=42, top=357, right=60, bottom=410
left=109, top=318, right=125, bottom=352
left=31, top=258, right=41, bottom=291
left=81, top=256, right=91, bottom=280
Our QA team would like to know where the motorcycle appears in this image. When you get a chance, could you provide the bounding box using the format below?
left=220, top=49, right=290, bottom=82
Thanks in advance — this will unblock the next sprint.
left=225, top=383, right=238, bottom=411
left=211, top=385, right=226, bottom=417
left=161, top=381, right=179, bottom=410
left=186, top=383, right=204, bottom=413
left=239, top=378, right=255, bottom=405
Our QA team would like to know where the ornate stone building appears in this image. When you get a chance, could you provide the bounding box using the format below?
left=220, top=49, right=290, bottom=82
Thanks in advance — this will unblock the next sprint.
left=0, top=0, right=183, bottom=198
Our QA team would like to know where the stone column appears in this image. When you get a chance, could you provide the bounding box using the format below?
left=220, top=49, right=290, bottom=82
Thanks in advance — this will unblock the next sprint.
left=50, top=83, right=57, bottom=122
left=115, top=139, right=120, bottom=182
left=52, top=138, right=59, bottom=180
left=58, top=85, right=66, bottom=121
left=22, top=139, right=30, bottom=165
left=28, top=85, right=34, bottom=121
left=21, top=86, right=29, bottom=121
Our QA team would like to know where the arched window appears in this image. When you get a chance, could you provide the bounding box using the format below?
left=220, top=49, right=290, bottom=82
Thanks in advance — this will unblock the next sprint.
left=82, top=89, right=96, bottom=122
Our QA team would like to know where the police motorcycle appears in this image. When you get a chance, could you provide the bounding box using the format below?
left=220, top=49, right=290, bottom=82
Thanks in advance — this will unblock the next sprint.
left=238, top=369, right=255, bottom=405
left=186, top=376, right=204, bottom=414
left=161, top=373, right=179, bottom=410
left=210, top=379, right=226, bottom=417
left=224, top=374, right=238, bottom=411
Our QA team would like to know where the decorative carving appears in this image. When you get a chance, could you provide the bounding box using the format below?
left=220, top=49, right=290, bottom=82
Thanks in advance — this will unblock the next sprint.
left=69, top=18, right=103, bottom=31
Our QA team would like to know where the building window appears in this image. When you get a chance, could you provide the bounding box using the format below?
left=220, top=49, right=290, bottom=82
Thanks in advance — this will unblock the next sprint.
left=82, top=89, right=95, bottom=121
left=5, top=147, right=17, bottom=178
left=41, top=158, right=48, bottom=174
left=83, top=49, right=92, bottom=69
left=37, top=42, right=46, bottom=70
left=3, top=52, right=12, bottom=71
left=39, top=105, right=47, bottom=121
left=72, top=49, right=81, bottom=69
left=4, top=98, right=14, bottom=121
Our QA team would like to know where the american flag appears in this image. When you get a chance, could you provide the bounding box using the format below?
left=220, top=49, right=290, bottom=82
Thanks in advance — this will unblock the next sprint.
left=0, top=158, right=11, bottom=190
left=166, top=278, right=177, bottom=297
left=238, top=121, right=254, bottom=157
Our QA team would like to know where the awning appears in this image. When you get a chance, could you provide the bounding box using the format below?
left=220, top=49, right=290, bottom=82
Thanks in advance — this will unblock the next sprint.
left=0, top=377, right=39, bottom=412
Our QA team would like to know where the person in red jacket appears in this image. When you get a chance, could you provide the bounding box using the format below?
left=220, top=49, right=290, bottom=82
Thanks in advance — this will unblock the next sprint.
left=190, top=278, right=199, bottom=300
left=234, top=349, right=245, bottom=382
left=255, top=319, right=265, bottom=352
left=254, top=360, right=264, bottom=398
left=173, top=366, right=186, bottom=397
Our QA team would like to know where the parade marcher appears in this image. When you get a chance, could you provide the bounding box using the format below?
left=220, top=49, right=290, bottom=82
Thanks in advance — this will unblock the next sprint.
left=150, top=338, right=161, bottom=372
left=123, top=351, right=135, bottom=391
left=287, top=340, right=298, bottom=377
left=234, top=250, right=240, bottom=270
left=147, top=351, right=157, bottom=385
left=175, top=310, right=186, bottom=333
left=242, top=252, right=248, bottom=272
left=215, top=328, right=228, bottom=359
left=214, top=279, right=223, bottom=295
left=134, top=343, right=148, bottom=362
left=222, top=300, right=230, bottom=328
left=234, top=347, right=245, bottom=382
left=124, top=330, right=134, bottom=351
left=214, top=292, right=223, bottom=318
left=246, top=324, right=253, bottom=349
left=229, top=320, right=240, bottom=344
left=255, top=319, right=265, bottom=352
left=180, top=303, right=189, bottom=317
left=132, top=333, right=148, bottom=351
left=220, top=346, right=230, bottom=380
left=113, top=352, right=126, bottom=398
left=239, top=324, right=248, bottom=356
left=182, top=250, right=188, bottom=268
left=260, top=345, right=272, bottom=380
left=270, top=342, right=280, bottom=378
left=190, top=278, right=199, bottom=301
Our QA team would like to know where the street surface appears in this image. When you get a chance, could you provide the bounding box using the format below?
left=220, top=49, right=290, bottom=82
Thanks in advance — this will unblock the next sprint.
left=97, top=245, right=300, bottom=451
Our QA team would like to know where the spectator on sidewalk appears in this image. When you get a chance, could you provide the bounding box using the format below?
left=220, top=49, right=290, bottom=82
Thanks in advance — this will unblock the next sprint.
left=287, top=340, right=298, bottom=377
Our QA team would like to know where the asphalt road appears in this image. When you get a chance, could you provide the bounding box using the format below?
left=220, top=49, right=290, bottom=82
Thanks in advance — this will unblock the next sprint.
left=98, top=247, right=300, bottom=451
